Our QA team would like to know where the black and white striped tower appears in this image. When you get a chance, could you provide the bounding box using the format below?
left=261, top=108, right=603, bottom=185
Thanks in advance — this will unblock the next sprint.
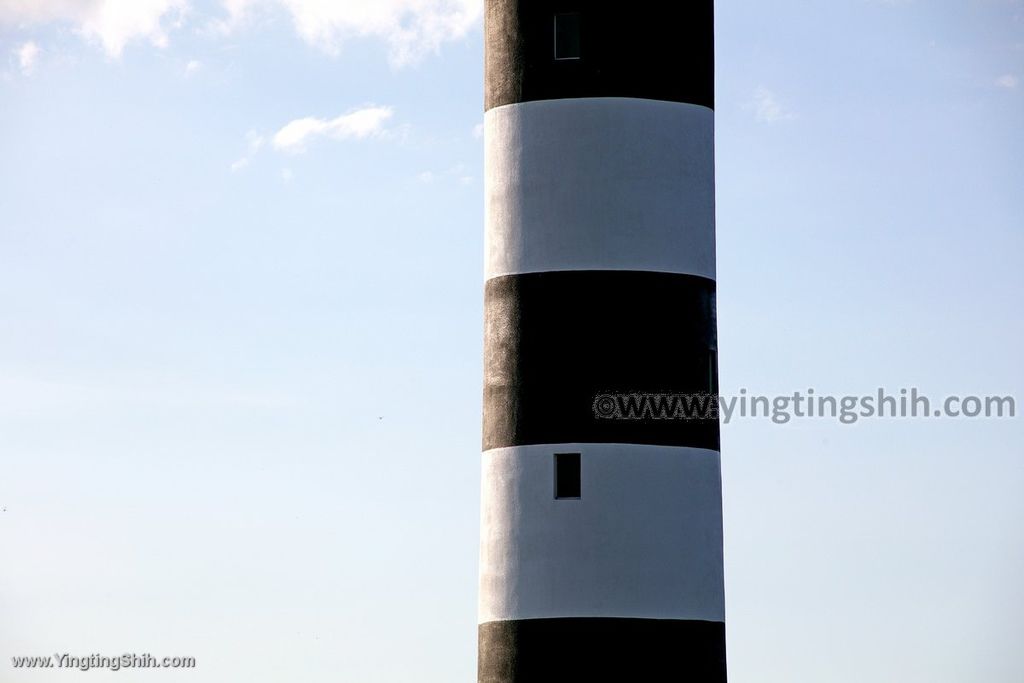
left=479, top=2, right=724, bottom=681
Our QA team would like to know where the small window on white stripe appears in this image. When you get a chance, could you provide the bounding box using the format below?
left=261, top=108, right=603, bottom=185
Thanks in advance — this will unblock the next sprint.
left=554, top=453, right=581, bottom=499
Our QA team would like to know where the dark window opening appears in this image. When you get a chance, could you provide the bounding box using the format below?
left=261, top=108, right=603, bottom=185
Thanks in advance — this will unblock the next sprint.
left=554, top=13, right=581, bottom=60
left=554, top=452, right=581, bottom=499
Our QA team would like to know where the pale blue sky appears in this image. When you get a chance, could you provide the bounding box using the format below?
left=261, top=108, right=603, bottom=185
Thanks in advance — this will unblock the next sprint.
left=1, top=1, right=1022, bottom=681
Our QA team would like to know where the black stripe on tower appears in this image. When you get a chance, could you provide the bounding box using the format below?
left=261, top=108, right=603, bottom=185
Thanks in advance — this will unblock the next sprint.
left=479, top=618, right=727, bottom=683
left=483, top=270, right=719, bottom=451
left=485, top=0, right=715, bottom=111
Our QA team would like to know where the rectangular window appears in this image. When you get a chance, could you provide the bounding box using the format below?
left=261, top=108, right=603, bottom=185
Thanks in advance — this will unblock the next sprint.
left=554, top=452, right=581, bottom=499
left=554, top=13, right=581, bottom=60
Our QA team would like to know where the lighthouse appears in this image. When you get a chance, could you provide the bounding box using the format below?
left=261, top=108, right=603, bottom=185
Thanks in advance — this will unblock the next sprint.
left=478, top=2, right=725, bottom=681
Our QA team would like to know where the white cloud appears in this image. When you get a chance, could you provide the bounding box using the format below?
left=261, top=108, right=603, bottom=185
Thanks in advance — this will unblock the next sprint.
left=232, top=107, right=395, bottom=170
left=471, top=122, right=484, bottom=139
left=222, top=0, right=482, bottom=66
left=217, top=0, right=251, bottom=27
left=0, top=0, right=480, bottom=65
left=0, top=0, right=188, bottom=57
left=995, top=74, right=1019, bottom=89
left=751, top=86, right=797, bottom=123
left=272, top=105, right=394, bottom=153
left=185, top=58, right=201, bottom=74
left=231, top=130, right=265, bottom=171
left=15, top=40, right=40, bottom=74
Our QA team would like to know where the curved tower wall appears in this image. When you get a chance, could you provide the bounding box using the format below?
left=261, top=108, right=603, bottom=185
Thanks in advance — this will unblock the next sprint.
left=479, top=3, right=725, bottom=680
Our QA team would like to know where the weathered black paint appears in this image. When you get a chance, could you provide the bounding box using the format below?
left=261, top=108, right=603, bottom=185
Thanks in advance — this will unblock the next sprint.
left=483, top=271, right=719, bottom=452
left=485, top=0, right=715, bottom=112
left=478, top=617, right=727, bottom=682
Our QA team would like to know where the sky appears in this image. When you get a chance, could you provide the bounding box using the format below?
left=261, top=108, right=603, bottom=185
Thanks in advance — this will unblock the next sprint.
left=0, top=1, right=1022, bottom=681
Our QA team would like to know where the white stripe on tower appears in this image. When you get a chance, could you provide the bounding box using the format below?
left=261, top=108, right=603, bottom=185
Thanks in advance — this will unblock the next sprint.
left=485, top=98, right=715, bottom=280
left=479, top=443, right=724, bottom=624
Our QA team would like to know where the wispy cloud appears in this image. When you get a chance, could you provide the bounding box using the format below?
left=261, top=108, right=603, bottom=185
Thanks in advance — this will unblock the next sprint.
left=185, top=58, right=201, bottom=75
left=0, top=0, right=188, bottom=57
left=231, top=130, right=265, bottom=171
left=0, top=0, right=481, bottom=65
left=750, top=86, right=797, bottom=123
left=472, top=122, right=484, bottom=139
left=14, top=41, right=40, bottom=75
left=272, top=106, right=394, bottom=154
left=220, top=0, right=482, bottom=67
left=995, top=74, right=1019, bottom=89
left=231, top=106, right=396, bottom=170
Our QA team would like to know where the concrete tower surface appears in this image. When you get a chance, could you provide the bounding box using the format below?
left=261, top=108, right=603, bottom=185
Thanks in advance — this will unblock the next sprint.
left=478, top=2, right=725, bottom=681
